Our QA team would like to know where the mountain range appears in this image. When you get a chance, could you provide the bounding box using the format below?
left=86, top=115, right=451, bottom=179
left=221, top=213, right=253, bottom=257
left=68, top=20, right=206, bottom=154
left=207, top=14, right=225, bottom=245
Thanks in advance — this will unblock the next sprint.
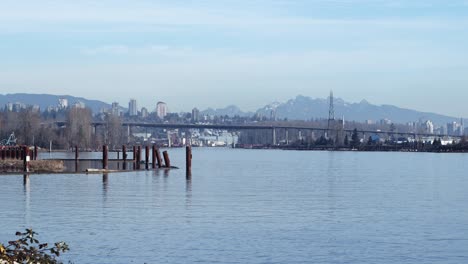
left=255, top=95, right=459, bottom=125
left=207, top=95, right=459, bottom=126
left=0, top=93, right=460, bottom=126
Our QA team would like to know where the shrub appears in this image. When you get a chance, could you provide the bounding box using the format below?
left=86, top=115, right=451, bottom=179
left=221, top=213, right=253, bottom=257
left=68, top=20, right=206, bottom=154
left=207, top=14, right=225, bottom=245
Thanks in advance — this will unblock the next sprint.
left=0, top=229, right=69, bottom=264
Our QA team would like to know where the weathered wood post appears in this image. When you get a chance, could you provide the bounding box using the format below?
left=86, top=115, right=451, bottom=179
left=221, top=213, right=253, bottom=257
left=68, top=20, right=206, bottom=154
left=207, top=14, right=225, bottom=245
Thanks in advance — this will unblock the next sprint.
left=75, top=145, right=79, bottom=173
left=155, top=147, right=163, bottom=168
left=132, top=146, right=136, bottom=170
left=23, top=146, right=30, bottom=173
left=21, top=147, right=25, bottom=161
left=1, top=148, right=5, bottom=160
left=103, top=145, right=108, bottom=170
left=152, top=145, right=157, bottom=169
left=75, top=146, right=79, bottom=161
left=16, top=147, right=20, bottom=160
left=163, top=151, right=171, bottom=168
left=145, top=145, right=150, bottom=170
left=122, top=145, right=127, bottom=170
left=136, top=146, right=141, bottom=170
left=186, top=145, right=192, bottom=176
left=34, top=145, right=38, bottom=160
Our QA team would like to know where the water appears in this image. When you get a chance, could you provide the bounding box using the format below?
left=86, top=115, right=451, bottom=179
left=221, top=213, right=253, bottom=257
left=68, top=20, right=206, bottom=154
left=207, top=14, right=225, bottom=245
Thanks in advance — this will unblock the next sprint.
left=1, top=149, right=468, bottom=263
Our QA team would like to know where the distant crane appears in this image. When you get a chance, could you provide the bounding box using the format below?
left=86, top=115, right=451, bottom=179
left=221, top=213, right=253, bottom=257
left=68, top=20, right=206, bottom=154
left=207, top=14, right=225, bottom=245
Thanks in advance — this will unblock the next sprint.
left=0, top=132, right=17, bottom=146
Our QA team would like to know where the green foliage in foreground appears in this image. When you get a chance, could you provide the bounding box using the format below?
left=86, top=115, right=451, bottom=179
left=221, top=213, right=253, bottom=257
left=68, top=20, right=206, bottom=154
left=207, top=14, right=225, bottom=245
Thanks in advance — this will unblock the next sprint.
left=0, top=229, right=69, bottom=264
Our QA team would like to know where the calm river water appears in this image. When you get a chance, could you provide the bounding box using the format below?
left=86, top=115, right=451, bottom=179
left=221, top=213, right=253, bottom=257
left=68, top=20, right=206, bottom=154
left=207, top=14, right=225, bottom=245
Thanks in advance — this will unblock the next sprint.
left=1, top=149, right=468, bottom=263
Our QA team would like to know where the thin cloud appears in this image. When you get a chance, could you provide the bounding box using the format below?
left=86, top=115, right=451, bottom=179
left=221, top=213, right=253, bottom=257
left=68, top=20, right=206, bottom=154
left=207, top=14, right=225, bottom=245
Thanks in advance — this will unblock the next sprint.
left=0, top=0, right=467, bottom=33
left=80, top=45, right=195, bottom=57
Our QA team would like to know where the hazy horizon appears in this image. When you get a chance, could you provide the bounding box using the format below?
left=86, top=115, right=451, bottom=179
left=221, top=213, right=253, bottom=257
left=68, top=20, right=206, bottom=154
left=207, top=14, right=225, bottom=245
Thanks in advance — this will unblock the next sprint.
left=1, top=1, right=467, bottom=116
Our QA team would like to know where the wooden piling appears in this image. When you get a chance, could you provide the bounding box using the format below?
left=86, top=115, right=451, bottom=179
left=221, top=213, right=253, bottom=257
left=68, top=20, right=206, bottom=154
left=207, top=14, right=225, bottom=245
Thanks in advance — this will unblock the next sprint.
left=75, top=146, right=79, bottom=161
left=1, top=149, right=5, bottom=160
left=155, top=148, right=163, bottom=168
left=23, top=146, right=30, bottom=172
left=145, top=145, right=150, bottom=170
left=152, top=145, right=156, bottom=169
left=186, top=145, right=192, bottom=176
left=103, top=145, right=108, bottom=170
left=16, top=147, right=20, bottom=160
left=122, top=145, right=127, bottom=170
left=20, top=147, right=25, bottom=161
left=133, top=146, right=136, bottom=161
left=136, top=146, right=141, bottom=170
left=163, top=151, right=171, bottom=168
left=34, top=145, right=38, bottom=160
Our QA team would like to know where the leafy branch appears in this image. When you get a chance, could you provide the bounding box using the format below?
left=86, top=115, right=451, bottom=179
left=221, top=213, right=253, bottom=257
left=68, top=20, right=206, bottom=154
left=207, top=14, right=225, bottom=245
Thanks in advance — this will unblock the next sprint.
left=0, top=229, right=69, bottom=264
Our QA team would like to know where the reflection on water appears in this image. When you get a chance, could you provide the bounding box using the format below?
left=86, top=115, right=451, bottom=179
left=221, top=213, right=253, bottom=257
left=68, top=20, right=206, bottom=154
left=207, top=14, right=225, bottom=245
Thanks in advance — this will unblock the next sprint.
left=23, top=174, right=31, bottom=228
left=185, top=178, right=192, bottom=208
left=102, top=173, right=108, bottom=197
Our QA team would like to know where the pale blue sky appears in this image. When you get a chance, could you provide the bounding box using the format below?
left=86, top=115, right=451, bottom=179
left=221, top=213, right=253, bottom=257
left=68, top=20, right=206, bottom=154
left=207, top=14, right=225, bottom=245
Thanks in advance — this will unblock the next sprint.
left=0, top=0, right=468, bottom=116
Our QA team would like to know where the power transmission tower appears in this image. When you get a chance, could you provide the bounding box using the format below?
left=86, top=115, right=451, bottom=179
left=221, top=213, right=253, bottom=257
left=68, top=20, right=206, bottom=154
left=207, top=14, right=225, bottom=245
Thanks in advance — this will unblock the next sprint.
left=327, top=90, right=335, bottom=138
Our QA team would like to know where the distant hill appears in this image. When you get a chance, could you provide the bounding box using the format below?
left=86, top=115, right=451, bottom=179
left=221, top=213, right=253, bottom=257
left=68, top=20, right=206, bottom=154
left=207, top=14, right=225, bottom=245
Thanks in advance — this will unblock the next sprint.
left=256, top=95, right=459, bottom=126
left=0, top=93, right=115, bottom=113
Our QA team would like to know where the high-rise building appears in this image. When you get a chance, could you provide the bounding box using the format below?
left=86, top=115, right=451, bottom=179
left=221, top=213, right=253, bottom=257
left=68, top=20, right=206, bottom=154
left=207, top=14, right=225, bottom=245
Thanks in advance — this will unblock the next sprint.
left=31, top=105, right=41, bottom=112
left=192, top=107, right=200, bottom=123
left=6, top=102, right=13, bottom=112
left=13, top=102, right=25, bottom=112
left=58, top=98, right=68, bottom=109
left=156, top=102, right=168, bottom=119
left=141, top=107, right=149, bottom=118
left=128, top=99, right=138, bottom=116
left=447, top=122, right=459, bottom=136
left=73, top=101, right=86, bottom=109
left=460, top=118, right=465, bottom=136
left=425, top=120, right=434, bottom=134
left=111, top=102, right=120, bottom=116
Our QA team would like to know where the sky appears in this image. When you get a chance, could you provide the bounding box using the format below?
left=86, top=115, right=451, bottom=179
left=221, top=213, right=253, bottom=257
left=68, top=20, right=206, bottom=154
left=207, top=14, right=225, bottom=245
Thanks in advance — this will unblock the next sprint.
left=0, top=0, right=468, bottom=116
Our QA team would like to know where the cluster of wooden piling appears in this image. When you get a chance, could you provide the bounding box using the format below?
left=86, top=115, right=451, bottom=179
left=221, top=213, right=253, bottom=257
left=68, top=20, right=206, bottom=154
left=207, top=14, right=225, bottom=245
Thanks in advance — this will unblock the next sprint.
left=97, top=145, right=191, bottom=175
left=0, top=146, right=38, bottom=162
left=0, top=146, right=37, bottom=172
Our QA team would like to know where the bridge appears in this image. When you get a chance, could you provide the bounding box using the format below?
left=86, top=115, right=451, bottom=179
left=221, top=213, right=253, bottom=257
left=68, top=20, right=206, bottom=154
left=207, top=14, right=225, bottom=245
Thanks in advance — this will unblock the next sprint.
left=52, top=121, right=461, bottom=140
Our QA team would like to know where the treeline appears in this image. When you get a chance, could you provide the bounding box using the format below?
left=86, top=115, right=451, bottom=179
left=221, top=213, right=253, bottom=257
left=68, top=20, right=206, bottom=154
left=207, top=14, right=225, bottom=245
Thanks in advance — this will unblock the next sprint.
left=0, top=108, right=127, bottom=150
left=238, top=128, right=468, bottom=152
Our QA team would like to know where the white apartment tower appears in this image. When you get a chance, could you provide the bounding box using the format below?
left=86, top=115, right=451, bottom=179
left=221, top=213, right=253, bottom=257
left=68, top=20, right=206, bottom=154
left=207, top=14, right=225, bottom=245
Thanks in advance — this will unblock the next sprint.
left=129, top=99, right=138, bottom=116
left=156, top=102, right=168, bottom=119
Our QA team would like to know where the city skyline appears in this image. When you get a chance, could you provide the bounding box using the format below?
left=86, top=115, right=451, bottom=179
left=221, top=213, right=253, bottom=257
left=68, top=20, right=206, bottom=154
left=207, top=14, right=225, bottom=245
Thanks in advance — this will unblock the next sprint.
left=0, top=1, right=468, bottom=116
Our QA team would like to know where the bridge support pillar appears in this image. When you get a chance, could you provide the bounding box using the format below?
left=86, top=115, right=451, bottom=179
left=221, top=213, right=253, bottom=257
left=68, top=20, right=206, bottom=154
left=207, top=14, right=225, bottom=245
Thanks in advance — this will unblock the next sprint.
left=127, top=125, right=131, bottom=143
left=272, top=128, right=276, bottom=146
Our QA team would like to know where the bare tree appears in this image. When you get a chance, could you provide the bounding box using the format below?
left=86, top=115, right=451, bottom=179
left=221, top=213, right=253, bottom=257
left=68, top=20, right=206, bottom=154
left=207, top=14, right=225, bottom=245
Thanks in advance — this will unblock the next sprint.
left=104, top=113, right=124, bottom=149
left=66, top=107, right=92, bottom=149
left=16, top=108, right=41, bottom=145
